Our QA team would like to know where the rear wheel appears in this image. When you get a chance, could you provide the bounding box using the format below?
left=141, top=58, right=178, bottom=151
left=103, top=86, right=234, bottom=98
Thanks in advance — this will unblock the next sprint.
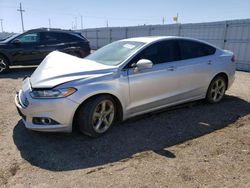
left=206, top=76, right=227, bottom=103
left=80, top=48, right=90, bottom=58
left=76, top=95, right=116, bottom=137
left=0, top=55, right=9, bottom=74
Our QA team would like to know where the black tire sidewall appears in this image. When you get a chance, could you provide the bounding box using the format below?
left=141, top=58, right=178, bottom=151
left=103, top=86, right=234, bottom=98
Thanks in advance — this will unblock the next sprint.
left=0, top=55, right=10, bottom=74
left=76, top=95, right=116, bottom=137
left=206, top=76, right=226, bottom=104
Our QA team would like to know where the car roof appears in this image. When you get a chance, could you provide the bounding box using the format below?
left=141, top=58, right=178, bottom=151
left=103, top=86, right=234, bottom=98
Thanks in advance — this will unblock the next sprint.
left=26, top=28, right=77, bottom=34
left=122, top=36, right=206, bottom=44
left=121, top=36, right=175, bottom=43
left=121, top=36, right=218, bottom=49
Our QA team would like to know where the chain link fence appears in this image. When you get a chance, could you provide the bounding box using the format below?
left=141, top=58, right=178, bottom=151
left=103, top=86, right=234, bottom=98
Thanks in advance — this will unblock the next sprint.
left=80, top=19, right=250, bottom=72
left=1, top=19, right=249, bottom=71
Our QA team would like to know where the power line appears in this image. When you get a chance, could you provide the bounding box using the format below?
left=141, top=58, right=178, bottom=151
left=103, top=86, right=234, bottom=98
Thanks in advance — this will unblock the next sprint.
left=3, top=4, right=159, bottom=21
left=17, top=2, right=25, bottom=32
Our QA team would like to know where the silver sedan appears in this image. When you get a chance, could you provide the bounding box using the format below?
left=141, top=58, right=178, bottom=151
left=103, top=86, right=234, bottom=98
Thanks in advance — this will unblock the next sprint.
left=15, top=36, right=236, bottom=137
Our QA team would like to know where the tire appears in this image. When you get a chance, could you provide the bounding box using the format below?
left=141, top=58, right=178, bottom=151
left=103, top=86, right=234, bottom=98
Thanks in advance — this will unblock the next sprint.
left=80, top=49, right=90, bottom=58
left=76, top=95, right=116, bottom=137
left=0, top=55, right=10, bottom=74
left=75, top=52, right=82, bottom=58
left=206, top=76, right=227, bottom=104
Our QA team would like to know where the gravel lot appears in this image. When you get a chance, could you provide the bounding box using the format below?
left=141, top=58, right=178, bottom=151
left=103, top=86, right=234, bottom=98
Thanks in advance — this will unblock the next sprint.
left=0, top=68, right=249, bottom=188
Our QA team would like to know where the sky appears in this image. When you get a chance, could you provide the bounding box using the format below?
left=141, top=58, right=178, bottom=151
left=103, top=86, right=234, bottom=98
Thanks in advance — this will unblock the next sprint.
left=0, top=0, right=250, bottom=33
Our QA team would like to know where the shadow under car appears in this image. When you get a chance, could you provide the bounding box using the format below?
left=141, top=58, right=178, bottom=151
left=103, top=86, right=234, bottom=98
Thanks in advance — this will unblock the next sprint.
left=13, top=95, right=250, bottom=171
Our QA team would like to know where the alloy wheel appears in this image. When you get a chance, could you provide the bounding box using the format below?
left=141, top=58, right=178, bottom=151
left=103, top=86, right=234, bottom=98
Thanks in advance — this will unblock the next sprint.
left=92, top=99, right=115, bottom=133
left=0, top=59, right=7, bottom=73
left=210, top=78, right=226, bottom=102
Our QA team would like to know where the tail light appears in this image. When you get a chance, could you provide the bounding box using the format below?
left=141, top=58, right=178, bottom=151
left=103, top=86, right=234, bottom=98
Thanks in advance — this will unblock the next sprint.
left=231, top=55, right=235, bottom=63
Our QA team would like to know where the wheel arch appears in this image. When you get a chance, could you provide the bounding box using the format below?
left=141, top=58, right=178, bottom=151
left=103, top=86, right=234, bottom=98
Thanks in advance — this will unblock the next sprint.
left=72, top=93, right=124, bottom=131
left=0, top=52, right=11, bottom=65
left=211, top=72, right=229, bottom=90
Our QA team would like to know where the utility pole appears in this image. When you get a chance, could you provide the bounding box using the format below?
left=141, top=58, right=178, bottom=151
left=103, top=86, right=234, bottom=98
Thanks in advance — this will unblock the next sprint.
left=106, top=20, right=109, bottom=27
left=17, top=2, right=25, bottom=32
left=48, top=18, right=51, bottom=29
left=75, top=17, right=77, bottom=30
left=0, top=19, right=3, bottom=32
left=80, top=15, right=83, bottom=30
left=162, top=17, right=165, bottom=25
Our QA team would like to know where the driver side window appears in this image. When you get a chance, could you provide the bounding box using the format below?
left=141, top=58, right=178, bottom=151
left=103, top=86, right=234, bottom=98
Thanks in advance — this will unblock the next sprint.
left=16, top=33, right=39, bottom=43
left=127, top=40, right=180, bottom=68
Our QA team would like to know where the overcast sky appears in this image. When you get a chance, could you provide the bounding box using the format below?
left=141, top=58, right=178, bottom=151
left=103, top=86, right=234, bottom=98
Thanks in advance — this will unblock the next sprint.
left=0, top=0, right=250, bottom=33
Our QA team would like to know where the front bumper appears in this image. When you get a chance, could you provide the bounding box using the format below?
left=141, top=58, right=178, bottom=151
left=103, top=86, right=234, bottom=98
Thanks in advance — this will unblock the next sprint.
left=15, top=80, right=79, bottom=133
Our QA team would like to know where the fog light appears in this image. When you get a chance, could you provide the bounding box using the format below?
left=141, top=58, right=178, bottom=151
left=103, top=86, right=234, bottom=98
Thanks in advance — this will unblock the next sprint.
left=33, top=117, right=59, bottom=125
left=41, top=118, right=51, bottom=124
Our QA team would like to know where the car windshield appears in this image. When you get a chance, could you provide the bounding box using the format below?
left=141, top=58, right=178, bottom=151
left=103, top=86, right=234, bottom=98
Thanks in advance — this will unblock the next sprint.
left=86, top=41, right=145, bottom=66
left=1, top=34, right=19, bottom=42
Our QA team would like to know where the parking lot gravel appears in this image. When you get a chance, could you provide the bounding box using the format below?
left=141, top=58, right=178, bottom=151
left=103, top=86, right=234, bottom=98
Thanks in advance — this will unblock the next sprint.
left=0, top=67, right=249, bottom=188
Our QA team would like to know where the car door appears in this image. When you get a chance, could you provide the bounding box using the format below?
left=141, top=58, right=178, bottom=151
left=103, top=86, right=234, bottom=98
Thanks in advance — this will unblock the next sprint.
left=11, top=32, right=43, bottom=65
left=173, top=39, right=216, bottom=99
left=40, top=32, right=77, bottom=57
left=56, top=33, right=81, bottom=55
left=126, top=40, right=182, bottom=115
left=39, top=32, right=62, bottom=58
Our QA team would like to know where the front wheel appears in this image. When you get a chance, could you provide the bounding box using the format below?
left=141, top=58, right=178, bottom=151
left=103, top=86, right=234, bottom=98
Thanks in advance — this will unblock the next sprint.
left=0, top=55, right=9, bottom=74
left=76, top=95, right=116, bottom=137
left=206, top=76, right=227, bottom=103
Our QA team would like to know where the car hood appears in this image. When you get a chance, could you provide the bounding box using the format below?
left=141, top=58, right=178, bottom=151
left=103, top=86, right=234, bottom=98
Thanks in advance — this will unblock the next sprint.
left=30, top=51, right=117, bottom=88
left=0, top=41, right=7, bottom=45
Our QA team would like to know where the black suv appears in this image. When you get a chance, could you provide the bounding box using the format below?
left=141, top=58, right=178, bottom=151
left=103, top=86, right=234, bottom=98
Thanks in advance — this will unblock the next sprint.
left=0, top=28, right=90, bottom=73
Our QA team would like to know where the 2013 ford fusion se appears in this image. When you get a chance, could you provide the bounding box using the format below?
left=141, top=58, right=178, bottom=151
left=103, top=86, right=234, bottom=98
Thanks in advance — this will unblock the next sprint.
left=15, top=36, right=235, bottom=137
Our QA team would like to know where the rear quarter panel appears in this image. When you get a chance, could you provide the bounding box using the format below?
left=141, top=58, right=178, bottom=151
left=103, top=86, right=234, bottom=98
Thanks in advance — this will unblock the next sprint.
left=210, top=49, right=235, bottom=89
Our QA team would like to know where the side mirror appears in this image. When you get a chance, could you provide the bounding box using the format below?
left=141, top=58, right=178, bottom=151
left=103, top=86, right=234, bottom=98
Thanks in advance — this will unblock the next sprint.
left=134, top=59, right=153, bottom=71
left=12, top=39, right=21, bottom=45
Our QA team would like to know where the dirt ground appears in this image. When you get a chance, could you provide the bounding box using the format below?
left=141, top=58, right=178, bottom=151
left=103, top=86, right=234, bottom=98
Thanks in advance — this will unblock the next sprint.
left=0, top=67, right=249, bottom=188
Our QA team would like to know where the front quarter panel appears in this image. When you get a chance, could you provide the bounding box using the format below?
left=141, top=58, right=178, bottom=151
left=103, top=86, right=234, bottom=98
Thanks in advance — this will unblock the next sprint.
left=60, top=70, right=129, bottom=119
left=0, top=44, right=13, bottom=64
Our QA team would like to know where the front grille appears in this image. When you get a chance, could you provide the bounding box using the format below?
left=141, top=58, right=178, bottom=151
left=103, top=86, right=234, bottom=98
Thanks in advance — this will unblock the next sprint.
left=19, top=90, right=29, bottom=108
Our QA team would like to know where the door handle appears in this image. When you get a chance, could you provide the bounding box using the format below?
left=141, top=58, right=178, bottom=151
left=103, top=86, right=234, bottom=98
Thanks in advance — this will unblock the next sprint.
left=208, top=60, right=212, bottom=65
left=167, top=66, right=175, bottom=71
left=35, top=45, right=45, bottom=49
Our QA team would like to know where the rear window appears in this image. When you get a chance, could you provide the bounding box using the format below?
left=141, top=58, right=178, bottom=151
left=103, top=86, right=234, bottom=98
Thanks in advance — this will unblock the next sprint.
left=59, top=33, right=80, bottom=42
left=71, top=32, right=88, bottom=41
left=178, top=40, right=216, bottom=60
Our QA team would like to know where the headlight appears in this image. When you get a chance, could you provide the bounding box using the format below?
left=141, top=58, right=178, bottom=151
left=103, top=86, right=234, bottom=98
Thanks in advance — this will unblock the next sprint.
left=30, top=88, right=77, bottom=99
